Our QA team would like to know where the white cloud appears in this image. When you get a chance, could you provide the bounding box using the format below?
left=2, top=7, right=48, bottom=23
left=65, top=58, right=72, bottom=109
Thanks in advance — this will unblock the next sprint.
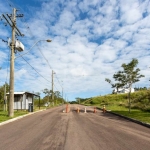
left=0, top=0, right=150, bottom=100
left=95, top=45, right=116, bottom=62
left=119, top=0, right=142, bottom=24
left=15, top=69, right=27, bottom=80
left=78, top=0, right=100, bottom=12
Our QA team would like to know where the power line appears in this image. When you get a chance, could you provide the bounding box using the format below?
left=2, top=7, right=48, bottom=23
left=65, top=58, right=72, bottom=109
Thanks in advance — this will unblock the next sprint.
left=0, top=39, right=11, bottom=83
left=5, top=46, right=10, bottom=83
left=35, top=41, right=65, bottom=92
left=4, top=1, right=54, bottom=84
left=17, top=54, right=51, bottom=83
left=21, top=20, right=64, bottom=91
left=55, top=74, right=101, bottom=78
left=4, top=1, right=64, bottom=93
left=6, top=0, right=15, bottom=8
left=37, top=47, right=53, bottom=70
left=1, top=7, right=24, bottom=117
left=14, top=61, right=51, bottom=86
left=25, top=28, right=63, bottom=93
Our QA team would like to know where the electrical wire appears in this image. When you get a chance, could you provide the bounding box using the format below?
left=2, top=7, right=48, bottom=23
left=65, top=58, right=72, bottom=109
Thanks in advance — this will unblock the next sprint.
left=15, top=6, right=63, bottom=91
left=5, top=46, right=10, bottom=83
left=0, top=39, right=11, bottom=84
left=3, top=1, right=54, bottom=86
left=3, top=1, right=66, bottom=97
left=3, top=3, right=74, bottom=101
left=17, top=54, right=51, bottom=83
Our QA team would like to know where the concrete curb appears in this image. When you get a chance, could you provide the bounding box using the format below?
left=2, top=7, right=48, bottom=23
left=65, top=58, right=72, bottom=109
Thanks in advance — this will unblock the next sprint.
left=96, top=107, right=150, bottom=129
left=0, top=109, right=46, bottom=127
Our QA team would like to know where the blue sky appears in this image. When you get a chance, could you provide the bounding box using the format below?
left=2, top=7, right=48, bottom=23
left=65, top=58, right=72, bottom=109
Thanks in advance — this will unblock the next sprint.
left=0, top=0, right=150, bottom=101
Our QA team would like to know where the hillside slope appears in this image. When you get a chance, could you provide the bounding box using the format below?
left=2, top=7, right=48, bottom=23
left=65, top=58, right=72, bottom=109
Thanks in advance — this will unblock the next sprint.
left=84, top=90, right=150, bottom=112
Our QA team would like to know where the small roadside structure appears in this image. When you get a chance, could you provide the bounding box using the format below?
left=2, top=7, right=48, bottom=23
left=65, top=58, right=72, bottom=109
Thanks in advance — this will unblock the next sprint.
left=7, top=92, right=40, bottom=112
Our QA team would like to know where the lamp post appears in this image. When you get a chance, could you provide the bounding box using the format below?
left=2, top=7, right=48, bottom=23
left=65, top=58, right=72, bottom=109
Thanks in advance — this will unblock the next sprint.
left=9, top=39, right=52, bottom=117
left=15, top=39, right=52, bottom=59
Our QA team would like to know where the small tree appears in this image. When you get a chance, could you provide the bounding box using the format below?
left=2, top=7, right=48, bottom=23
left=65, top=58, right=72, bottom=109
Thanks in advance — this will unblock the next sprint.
left=54, top=91, right=61, bottom=99
left=42, top=88, right=52, bottom=103
left=75, top=97, right=80, bottom=104
left=105, top=58, right=145, bottom=113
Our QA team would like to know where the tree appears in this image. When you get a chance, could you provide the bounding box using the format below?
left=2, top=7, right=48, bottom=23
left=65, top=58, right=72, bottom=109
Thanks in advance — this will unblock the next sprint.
left=75, top=97, right=81, bottom=104
left=0, top=83, right=9, bottom=110
left=54, top=91, right=61, bottom=99
left=35, top=92, right=40, bottom=96
left=42, top=88, right=52, bottom=103
left=0, top=83, right=9, bottom=101
left=42, top=89, right=64, bottom=105
left=105, top=58, right=144, bottom=113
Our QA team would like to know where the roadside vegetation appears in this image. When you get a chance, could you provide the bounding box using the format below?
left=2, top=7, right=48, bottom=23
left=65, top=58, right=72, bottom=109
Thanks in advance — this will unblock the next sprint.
left=0, top=110, right=28, bottom=122
left=0, top=86, right=66, bottom=123
left=105, top=58, right=144, bottom=113
left=80, top=89, right=150, bottom=123
left=0, top=98, right=64, bottom=123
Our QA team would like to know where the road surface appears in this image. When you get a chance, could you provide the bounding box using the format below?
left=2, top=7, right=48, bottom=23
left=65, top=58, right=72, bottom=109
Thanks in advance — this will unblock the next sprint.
left=0, top=104, right=150, bottom=150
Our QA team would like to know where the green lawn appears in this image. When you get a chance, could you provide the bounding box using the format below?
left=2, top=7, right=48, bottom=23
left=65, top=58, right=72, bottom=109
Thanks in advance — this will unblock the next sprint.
left=0, top=110, right=28, bottom=123
left=0, top=105, right=54, bottom=123
left=97, top=105, right=150, bottom=124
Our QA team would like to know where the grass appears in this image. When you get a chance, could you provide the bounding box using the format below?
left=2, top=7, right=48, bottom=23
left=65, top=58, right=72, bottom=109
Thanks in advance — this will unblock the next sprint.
left=0, top=105, right=58, bottom=123
left=113, top=110, right=150, bottom=124
left=0, top=105, right=44, bottom=123
left=82, top=91, right=150, bottom=124
left=97, top=105, right=150, bottom=124
left=0, top=110, right=28, bottom=123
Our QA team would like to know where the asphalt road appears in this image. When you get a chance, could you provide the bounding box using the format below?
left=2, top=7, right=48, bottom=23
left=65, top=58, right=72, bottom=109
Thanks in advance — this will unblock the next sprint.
left=0, top=104, right=150, bottom=150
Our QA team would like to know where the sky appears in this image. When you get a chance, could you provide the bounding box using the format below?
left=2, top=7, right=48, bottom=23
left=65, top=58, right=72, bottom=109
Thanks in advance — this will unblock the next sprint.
left=0, top=0, right=150, bottom=101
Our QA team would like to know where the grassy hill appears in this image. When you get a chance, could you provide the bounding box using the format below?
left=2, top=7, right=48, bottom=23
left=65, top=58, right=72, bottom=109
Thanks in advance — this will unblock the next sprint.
left=82, top=90, right=150, bottom=124
left=83, top=90, right=150, bottom=112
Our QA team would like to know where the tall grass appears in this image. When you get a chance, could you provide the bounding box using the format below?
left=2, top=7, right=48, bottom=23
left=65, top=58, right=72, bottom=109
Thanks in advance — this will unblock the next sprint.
left=84, top=90, right=150, bottom=123
left=86, top=90, right=150, bottom=112
left=0, top=110, right=28, bottom=122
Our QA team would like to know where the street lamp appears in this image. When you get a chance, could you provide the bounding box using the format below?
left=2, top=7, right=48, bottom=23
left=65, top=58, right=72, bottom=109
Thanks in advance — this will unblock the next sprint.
left=15, top=39, right=52, bottom=59
left=9, top=39, right=52, bottom=117
left=46, top=39, right=52, bottom=42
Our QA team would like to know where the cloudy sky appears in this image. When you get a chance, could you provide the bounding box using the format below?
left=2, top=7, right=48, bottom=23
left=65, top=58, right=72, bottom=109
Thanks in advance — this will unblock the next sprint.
left=0, top=0, right=150, bottom=101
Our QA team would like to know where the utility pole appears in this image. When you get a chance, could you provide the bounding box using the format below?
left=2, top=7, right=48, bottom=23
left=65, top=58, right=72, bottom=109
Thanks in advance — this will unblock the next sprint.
left=3, top=82, right=7, bottom=111
left=62, top=87, right=63, bottom=104
left=52, top=70, right=55, bottom=104
left=2, top=8, right=24, bottom=117
left=61, top=80, right=63, bottom=104
left=65, top=94, right=67, bottom=103
left=9, top=8, right=16, bottom=117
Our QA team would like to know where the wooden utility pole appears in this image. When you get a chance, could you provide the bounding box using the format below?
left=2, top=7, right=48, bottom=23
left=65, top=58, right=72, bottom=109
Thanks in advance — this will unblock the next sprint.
left=2, top=8, right=24, bottom=117
left=51, top=70, right=57, bottom=105
left=52, top=70, right=54, bottom=104
left=3, top=82, right=7, bottom=111
left=62, top=87, right=63, bottom=104
left=9, top=8, right=16, bottom=117
left=61, top=80, right=63, bottom=104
